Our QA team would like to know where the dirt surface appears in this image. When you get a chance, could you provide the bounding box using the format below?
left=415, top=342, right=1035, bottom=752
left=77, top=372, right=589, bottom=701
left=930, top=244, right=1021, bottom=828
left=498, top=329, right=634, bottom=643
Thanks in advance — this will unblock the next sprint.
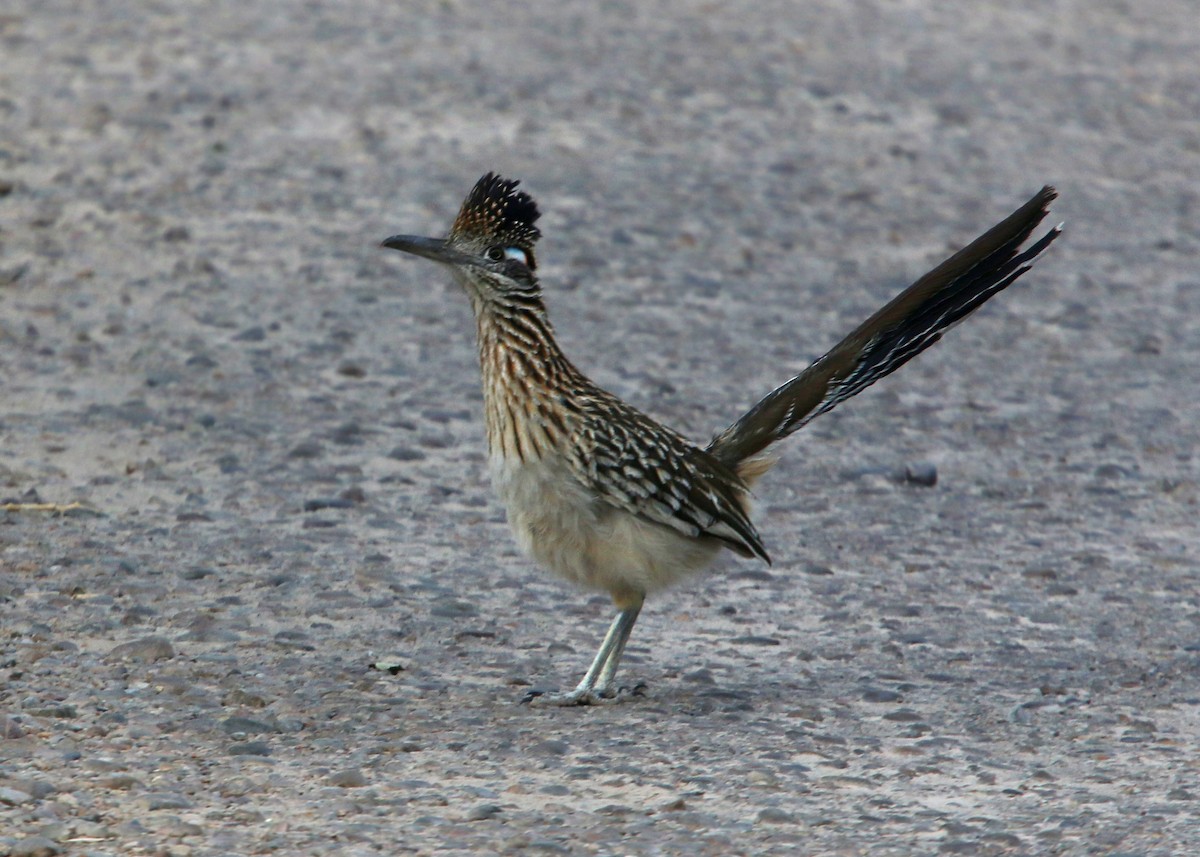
left=2, top=1, right=1199, bottom=854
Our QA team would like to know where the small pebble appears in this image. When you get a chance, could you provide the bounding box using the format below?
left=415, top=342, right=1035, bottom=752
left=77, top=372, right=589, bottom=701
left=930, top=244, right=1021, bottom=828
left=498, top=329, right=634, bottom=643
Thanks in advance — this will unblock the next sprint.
left=330, top=422, right=363, bottom=444
left=220, top=716, right=280, bottom=735
left=1021, top=566, right=1058, bottom=580
left=181, top=566, right=216, bottom=580
left=904, top=461, right=938, bottom=487
left=531, top=739, right=570, bottom=756
left=729, top=635, right=780, bottom=646
left=228, top=740, right=272, bottom=757
left=467, top=804, right=502, bottom=821
left=1, top=716, right=24, bottom=738
left=0, top=786, right=33, bottom=805
left=141, top=792, right=192, bottom=810
left=232, top=325, right=266, bottom=342
left=224, top=689, right=269, bottom=708
left=369, top=658, right=406, bottom=675
left=288, top=440, right=324, bottom=459
left=388, top=446, right=426, bottom=461
left=882, top=708, right=924, bottom=722
left=98, top=774, right=142, bottom=790
left=23, top=705, right=76, bottom=719
left=216, top=777, right=255, bottom=798
left=757, top=807, right=798, bottom=824
left=327, top=768, right=366, bottom=788
left=430, top=600, right=478, bottom=619
left=142, top=814, right=203, bottom=836
left=6, top=778, right=54, bottom=800
left=303, top=497, right=354, bottom=511
left=10, top=835, right=62, bottom=857
left=107, top=636, right=175, bottom=663
left=186, top=354, right=218, bottom=371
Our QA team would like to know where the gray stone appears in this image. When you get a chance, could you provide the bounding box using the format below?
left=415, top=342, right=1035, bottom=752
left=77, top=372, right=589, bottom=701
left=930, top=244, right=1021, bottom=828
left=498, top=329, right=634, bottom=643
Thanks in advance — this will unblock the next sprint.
left=10, top=835, right=62, bottom=857
left=326, top=768, right=367, bottom=788
left=106, top=637, right=175, bottom=663
left=903, top=461, right=938, bottom=487
left=1, top=716, right=24, bottom=739
left=228, top=741, right=272, bottom=757
left=757, top=807, right=799, bottom=824
left=140, top=792, right=193, bottom=810
left=220, top=716, right=281, bottom=735
left=466, top=804, right=503, bottom=821
left=98, top=775, right=142, bottom=791
left=0, top=786, right=33, bottom=805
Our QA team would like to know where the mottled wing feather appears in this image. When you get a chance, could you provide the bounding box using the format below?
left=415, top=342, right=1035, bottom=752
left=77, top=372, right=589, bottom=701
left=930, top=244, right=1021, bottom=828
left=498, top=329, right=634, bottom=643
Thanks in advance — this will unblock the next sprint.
left=572, top=393, right=770, bottom=563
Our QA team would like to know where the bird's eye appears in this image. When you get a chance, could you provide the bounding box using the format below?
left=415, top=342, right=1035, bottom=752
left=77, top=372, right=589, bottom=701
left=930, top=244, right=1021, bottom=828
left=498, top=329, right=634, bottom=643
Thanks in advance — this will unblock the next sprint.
left=486, top=245, right=528, bottom=265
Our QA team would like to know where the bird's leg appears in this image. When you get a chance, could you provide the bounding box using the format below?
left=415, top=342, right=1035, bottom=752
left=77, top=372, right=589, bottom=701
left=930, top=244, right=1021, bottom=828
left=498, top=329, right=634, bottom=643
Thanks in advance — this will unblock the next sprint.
left=526, top=595, right=644, bottom=706
left=591, top=600, right=643, bottom=696
left=576, top=599, right=643, bottom=699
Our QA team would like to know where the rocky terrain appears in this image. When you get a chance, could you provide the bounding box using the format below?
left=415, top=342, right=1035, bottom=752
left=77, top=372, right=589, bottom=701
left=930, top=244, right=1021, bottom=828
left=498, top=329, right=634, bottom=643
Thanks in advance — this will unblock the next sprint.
left=2, top=1, right=1198, bottom=854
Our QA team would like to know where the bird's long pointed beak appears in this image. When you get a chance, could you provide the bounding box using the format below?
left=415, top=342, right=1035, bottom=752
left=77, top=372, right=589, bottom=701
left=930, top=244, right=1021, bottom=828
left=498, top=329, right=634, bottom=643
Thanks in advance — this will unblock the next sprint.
left=381, top=234, right=471, bottom=267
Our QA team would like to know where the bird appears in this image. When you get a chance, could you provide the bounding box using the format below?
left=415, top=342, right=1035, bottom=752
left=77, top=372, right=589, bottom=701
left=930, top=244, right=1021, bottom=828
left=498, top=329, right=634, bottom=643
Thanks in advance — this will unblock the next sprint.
left=382, top=173, right=1061, bottom=705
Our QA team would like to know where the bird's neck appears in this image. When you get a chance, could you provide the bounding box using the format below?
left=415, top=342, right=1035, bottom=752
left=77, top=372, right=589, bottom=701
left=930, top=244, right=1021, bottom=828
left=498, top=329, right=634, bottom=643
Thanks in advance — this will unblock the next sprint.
left=473, top=298, right=581, bottom=463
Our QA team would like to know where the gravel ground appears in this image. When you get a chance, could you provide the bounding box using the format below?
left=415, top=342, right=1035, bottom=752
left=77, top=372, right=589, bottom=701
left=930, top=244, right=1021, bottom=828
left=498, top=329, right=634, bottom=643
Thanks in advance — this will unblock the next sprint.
left=2, top=1, right=1199, bottom=855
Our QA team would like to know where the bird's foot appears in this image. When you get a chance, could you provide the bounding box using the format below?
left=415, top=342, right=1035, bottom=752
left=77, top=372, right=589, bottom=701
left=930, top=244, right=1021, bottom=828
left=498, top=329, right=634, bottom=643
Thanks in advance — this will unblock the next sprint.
left=521, top=688, right=617, bottom=706
left=521, top=682, right=647, bottom=707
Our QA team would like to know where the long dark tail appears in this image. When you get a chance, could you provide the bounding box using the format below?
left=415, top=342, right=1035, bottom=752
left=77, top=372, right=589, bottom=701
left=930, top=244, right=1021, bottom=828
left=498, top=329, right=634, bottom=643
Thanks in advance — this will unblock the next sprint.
left=707, top=186, right=1061, bottom=468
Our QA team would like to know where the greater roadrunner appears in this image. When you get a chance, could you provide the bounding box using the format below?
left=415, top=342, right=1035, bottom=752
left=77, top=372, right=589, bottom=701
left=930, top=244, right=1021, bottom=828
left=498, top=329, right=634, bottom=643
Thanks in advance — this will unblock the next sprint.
left=383, top=173, right=1061, bottom=705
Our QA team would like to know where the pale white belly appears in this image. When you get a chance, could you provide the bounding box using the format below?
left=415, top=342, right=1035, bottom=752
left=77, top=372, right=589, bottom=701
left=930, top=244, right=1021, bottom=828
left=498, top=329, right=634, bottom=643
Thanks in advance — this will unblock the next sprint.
left=489, top=453, right=722, bottom=599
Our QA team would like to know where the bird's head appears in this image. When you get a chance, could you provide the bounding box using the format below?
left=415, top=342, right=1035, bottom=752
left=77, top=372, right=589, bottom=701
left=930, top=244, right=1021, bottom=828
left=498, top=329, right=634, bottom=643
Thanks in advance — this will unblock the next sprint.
left=383, top=173, right=542, bottom=306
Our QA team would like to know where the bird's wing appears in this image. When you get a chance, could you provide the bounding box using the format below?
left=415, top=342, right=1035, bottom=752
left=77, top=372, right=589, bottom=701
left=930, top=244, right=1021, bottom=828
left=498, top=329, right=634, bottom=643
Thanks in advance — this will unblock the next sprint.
left=571, top=395, right=770, bottom=563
